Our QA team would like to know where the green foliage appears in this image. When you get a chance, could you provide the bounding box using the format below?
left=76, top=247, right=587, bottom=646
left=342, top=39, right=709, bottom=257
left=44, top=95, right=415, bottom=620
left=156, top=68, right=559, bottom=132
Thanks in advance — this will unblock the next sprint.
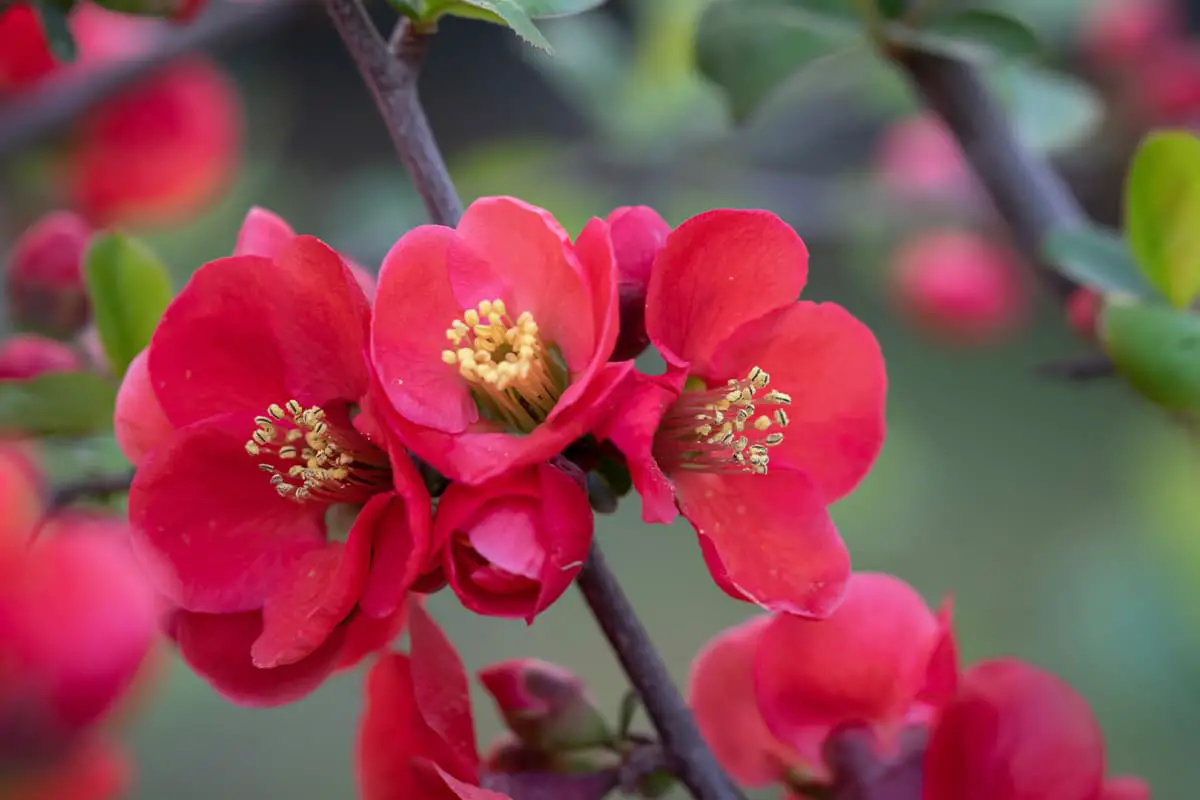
left=422, top=0, right=607, bottom=51
left=83, top=232, right=174, bottom=379
left=695, top=0, right=1038, bottom=122
left=0, top=372, right=117, bottom=436
left=985, top=64, right=1103, bottom=153
left=1124, top=131, right=1200, bottom=309
left=33, top=0, right=77, bottom=60
left=1043, top=224, right=1156, bottom=298
left=1103, top=302, right=1200, bottom=412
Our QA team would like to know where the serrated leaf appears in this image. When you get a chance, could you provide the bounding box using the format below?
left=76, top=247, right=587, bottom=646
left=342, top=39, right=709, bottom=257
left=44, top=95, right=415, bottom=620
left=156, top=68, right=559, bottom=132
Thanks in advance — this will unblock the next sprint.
left=35, top=0, right=77, bottom=61
left=432, top=0, right=553, bottom=50
left=696, top=0, right=863, bottom=122
left=1103, top=302, right=1200, bottom=411
left=83, top=233, right=173, bottom=379
left=1124, top=131, right=1200, bottom=308
left=515, top=0, right=606, bottom=16
left=0, top=372, right=117, bottom=436
left=986, top=63, right=1103, bottom=153
left=900, top=9, right=1039, bottom=62
left=1043, top=224, right=1157, bottom=297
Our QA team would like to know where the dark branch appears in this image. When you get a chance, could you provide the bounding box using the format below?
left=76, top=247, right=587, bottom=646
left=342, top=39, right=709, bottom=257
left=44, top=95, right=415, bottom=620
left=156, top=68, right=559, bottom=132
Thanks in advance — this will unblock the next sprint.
left=575, top=543, right=741, bottom=800
left=47, top=469, right=135, bottom=511
left=1036, top=353, right=1117, bottom=381
left=891, top=49, right=1085, bottom=302
left=322, top=1, right=463, bottom=225
left=0, top=0, right=303, bottom=160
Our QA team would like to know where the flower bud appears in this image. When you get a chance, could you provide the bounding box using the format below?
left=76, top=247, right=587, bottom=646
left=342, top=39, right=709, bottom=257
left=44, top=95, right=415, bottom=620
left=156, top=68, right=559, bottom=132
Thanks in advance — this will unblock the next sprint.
left=6, top=211, right=92, bottom=337
left=606, top=206, right=670, bottom=362
left=0, top=334, right=83, bottom=380
left=874, top=115, right=976, bottom=206
left=479, top=659, right=611, bottom=751
left=437, top=460, right=593, bottom=621
left=1067, top=287, right=1102, bottom=342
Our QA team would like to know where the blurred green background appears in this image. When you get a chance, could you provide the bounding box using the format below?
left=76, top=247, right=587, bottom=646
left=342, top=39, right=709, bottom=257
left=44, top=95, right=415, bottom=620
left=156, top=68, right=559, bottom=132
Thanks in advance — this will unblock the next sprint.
left=12, top=0, right=1200, bottom=796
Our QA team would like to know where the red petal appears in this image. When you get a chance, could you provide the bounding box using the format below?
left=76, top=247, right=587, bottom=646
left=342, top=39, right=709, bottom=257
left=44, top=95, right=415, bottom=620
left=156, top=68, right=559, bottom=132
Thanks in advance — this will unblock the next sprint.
left=371, top=226, right=479, bottom=433
left=252, top=503, right=375, bottom=668
left=395, top=361, right=635, bottom=485
left=357, top=653, right=441, bottom=800
left=359, top=457, right=434, bottom=619
left=593, top=370, right=683, bottom=525
left=1101, top=777, right=1151, bottom=800
left=675, top=470, right=848, bottom=617
left=233, top=206, right=294, bottom=258
left=645, top=210, right=808, bottom=372
left=171, top=609, right=345, bottom=707
left=149, top=236, right=370, bottom=427
left=421, top=765, right=512, bottom=800
left=706, top=301, right=887, bottom=504
left=337, top=605, right=409, bottom=670
left=687, top=615, right=801, bottom=786
left=923, top=659, right=1107, bottom=800
left=456, top=197, right=596, bottom=371
left=754, top=573, right=940, bottom=756
left=409, top=602, right=479, bottom=778
left=113, top=348, right=173, bottom=467
left=530, top=461, right=593, bottom=621
left=607, top=205, right=670, bottom=291
left=129, top=415, right=325, bottom=612
left=917, top=598, right=960, bottom=709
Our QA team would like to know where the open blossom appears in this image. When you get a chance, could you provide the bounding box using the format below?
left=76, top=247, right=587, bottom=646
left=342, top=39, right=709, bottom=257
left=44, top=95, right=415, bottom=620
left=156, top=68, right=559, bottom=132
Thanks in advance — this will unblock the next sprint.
left=599, top=209, right=887, bottom=616
left=358, top=601, right=511, bottom=800
left=688, top=573, right=953, bottom=788
left=121, top=208, right=429, bottom=706
left=434, top=459, right=593, bottom=621
left=370, top=196, right=633, bottom=486
left=924, top=660, right=1149, bottom=800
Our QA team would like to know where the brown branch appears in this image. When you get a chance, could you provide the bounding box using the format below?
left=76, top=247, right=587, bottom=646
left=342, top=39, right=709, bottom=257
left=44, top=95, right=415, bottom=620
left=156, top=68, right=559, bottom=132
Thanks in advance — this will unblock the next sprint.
left=322, top=0, right=463, bottom=225
left=0, top=0, right=304, bottom=160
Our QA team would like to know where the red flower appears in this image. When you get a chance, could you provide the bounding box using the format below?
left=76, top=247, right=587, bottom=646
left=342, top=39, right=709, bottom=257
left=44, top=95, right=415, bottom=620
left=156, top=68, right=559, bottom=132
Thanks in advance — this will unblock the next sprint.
left=924, top=659, right=1149, bottom=800
left=358, top=601, right=510, bottom=800
left=874, top=116, right=976, bottom=206
left=123, top=208, right=430, bottom=706
left=0, top=335, right=83, bottom=380
left=370, top=196, right=633, bottom=485
left=599, top=209, right=886, bottom=616
left=688, top=573, right=953, bottom=787
left=6, top=211, right=93, bottom=337
left=0, top=510, right=156, bottom=797
left=0, top=4, right=57, bottom=91
left=435, top=459, right=592, bottom=621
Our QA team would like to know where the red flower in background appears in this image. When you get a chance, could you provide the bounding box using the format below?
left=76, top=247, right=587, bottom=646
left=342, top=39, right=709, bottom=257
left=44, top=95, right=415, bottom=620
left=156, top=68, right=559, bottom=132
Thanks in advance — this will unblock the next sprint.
left=874, top=115, right=976, bottom=206
left=924, top=660, right=1149, bottom=800
left=121, top=208, right=429, bottom=706
left=688, top=573, right=953, bottom=787
left=370, top=196, right=633, bottom=486
left=0, top=334, right=82, bottom=380
left=599, top=209, right=887, bottom=617
left=6, top=211, right=93, bottom=337
left=358, top=601, right=510, bottom=800
left=0, top=3, right=241, bottom=228
left=435, top=459, right=593, bottom=621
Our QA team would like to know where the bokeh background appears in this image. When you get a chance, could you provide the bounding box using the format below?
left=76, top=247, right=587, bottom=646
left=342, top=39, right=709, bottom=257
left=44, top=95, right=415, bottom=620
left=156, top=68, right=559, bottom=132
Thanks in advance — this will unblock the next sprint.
left=7, top=0, right=1200, bottom=796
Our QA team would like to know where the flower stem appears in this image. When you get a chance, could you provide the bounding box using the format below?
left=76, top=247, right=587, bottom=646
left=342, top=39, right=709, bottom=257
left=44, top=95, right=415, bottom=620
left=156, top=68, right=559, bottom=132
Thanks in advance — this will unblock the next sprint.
left=324, top=5, right=739, bottom=797
left=889, top=47, right=1086, bottom=303
left=576, top=542, right=742, bottom=800
left=322, top=0, right=463, bottom=225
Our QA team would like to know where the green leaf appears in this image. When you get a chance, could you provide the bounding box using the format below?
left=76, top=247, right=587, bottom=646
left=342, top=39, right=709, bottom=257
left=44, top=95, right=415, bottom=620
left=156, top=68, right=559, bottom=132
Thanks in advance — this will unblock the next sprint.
left=986, top=64, right=1103, bottom=153
left=83, top=232, right=174, bottom=379
left=35, top=0, right=77, bottom=61
left=1103, top=302, right=1200, bottom=411
left=900, top=9, right=1039, bottom=62
left=696, top=0, right=863, bottom=122
left=0, top=372, right=117, bottom=437
left=876, top=0, right=907, bottom=19
left=1124, top=131, right=1200, bottom=308
left=512, top=0, right=606, bottom=16
left=430, top=0, right=552, bottom=50
left=616, top=689, right=640, bottom=739
left=1043, top=224, right=1157, bottom=298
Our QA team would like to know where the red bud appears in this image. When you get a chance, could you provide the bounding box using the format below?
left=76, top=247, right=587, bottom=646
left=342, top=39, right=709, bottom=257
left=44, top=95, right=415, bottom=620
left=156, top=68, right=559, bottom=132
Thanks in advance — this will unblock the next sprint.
left=606, top=206, right=670, bottom=362
left=478, top=659, right=611, bottom=751
left=6, top=212, right=93, bottom=338
left=0, top=334, right=83, bottom=380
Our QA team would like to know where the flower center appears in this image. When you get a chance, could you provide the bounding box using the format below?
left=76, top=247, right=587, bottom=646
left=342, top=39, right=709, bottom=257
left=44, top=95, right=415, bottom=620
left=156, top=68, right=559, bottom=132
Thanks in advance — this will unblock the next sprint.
left=244, top=399, right=391, bottom=504
left=441, top=298, right=568, bottom=434
left=654, top=366, right=791, bottom=475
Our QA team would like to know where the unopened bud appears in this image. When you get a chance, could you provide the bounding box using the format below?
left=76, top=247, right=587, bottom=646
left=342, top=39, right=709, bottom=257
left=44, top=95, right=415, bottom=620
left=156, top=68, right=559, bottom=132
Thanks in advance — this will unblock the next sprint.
left=478, top=659, right=612, bottom=751
left=606, top=206, right=670, bottom=362
left=6, top=212, right=92, bottom=337
left=1066, top=287, right=1101, bottom=342
left=0, top=335, right=82, bottom=380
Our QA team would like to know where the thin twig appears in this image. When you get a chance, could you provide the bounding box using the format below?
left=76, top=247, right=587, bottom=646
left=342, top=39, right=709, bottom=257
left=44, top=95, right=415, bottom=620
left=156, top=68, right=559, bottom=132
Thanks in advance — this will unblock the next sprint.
left=891, top=48, right=1085, bottom=302
left=1036, top=353, right=1117, bottom=381
left=322, top=0, right=463, bottom=225
left=0, top=0, right=304, bottom=160
left=575, top=543, right=741, bottom=800
left=46, top=469, right=135, bottom=511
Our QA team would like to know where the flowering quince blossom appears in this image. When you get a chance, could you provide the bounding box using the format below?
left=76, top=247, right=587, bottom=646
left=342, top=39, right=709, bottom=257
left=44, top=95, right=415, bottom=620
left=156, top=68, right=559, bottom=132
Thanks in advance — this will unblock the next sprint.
left=370, top=196, right=636, bottom=486
left=597, top=209, right=887, bottom=616
left=119, top=207, right=430, bottom=706
left=924, top=660, right=1150, bottom=800
left=688, top=572, right=954, bottom=788
left=358, top=600, right=511, bottom=800
left=434, top=459, right=593, bottom=621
